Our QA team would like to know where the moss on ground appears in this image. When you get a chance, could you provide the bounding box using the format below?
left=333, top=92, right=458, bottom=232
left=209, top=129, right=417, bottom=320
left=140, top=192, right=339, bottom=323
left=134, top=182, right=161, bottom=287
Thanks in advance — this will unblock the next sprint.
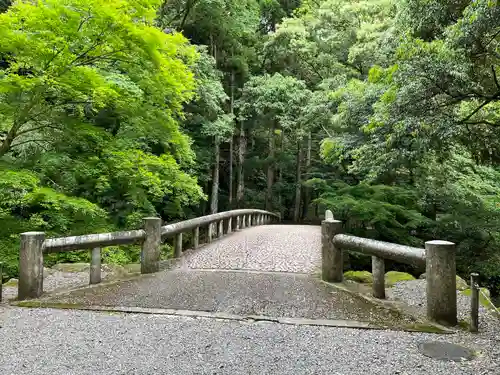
left=456, top=275, right=469, bottom=291
left=402, top=323, right=449, bottom=334
left=344, top=271, right=373, bottom=283
left=457, top=319, right=471, bottom=331
left=3, top=278, right=18, bottom=287
left=385, top=271, right=415, bottom=287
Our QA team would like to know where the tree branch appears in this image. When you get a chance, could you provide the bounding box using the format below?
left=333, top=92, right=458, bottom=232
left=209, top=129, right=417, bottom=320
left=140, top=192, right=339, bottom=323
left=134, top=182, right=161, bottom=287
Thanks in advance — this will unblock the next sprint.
left=10, top=138, right=49, bottom=149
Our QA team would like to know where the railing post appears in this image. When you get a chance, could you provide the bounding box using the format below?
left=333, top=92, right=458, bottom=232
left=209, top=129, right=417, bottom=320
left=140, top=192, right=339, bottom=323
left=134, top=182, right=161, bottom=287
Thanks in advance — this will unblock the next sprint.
left=227, top=217, right=232, bottom=234
left=236, top=216, right=241, bottom=230
left=247, top=214, right=252, bottom=227
left=18, top=232, right=45, bottom=300
left=193, top=227, right=199, bottom=249
left=372, top=256, right=385, bottom=299
left=174, top=232, right=182, bottom=258
left=425, top=240, right=457, bottom=326
left=241, top=215, right=246, bottom=229
left=470, top=273, right=479, bottom=332
left=141, top=217, right=161, bottom=274
left=321, top=219, right=343, bottom=282
left=90, top=247, right=101, bottom=285
left=207, top=223, right=213, bottom=243
left=218, top=220, right=223, bottom=238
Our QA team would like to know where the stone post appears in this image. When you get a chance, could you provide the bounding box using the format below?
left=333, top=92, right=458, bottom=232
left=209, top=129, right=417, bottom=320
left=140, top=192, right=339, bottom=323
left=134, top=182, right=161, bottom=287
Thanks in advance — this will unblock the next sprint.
left=227, top=217, right=232, bottom=234
left=321, top=219, right=343, bottom=283
left=425, top=240, right=457, bottom=326
left=372, top=256, right=385, bottom=299
left=207, top=224, right=213, bottom=243
left=174, top=232, right=183, bottom=258
left=470, top=273, right=479, bottom=332
left=90, top=247, right=101, bottom=285
left=193, top=227, right=199, bottom=249
left=218, top=220, right=223, bottom=238
left=141, top=217, right=161, bottom=274
left=236, top=216, right=241, bottom=230
left=247, top=214, right=252, bottom=227
left=18, top=232, right=45, bottom=300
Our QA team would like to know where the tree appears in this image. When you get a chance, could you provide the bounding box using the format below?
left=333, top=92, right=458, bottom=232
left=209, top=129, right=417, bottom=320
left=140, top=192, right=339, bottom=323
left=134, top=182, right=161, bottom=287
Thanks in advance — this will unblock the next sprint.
left=0, top=0, right=205, bottom=278
left=237, top=73, right=311, bottom=213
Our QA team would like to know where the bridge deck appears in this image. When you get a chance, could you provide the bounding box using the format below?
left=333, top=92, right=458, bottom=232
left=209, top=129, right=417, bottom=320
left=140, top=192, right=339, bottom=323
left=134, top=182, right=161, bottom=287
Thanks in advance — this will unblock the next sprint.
left=36, top=225, right=412, bottom=327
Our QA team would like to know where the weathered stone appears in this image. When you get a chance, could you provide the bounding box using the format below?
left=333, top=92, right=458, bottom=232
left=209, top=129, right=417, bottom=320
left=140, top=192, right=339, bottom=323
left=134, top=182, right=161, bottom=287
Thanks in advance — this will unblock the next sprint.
left=425, top=240, right=457, bottom=326
left=385, top=271, right=415, bottom=287
left=343, top=271, right=373, bottom=284
left=321, top=220, right=343, bottom=282
left=18, top=232, right=45, bottom=300
left=417, top=341, right=475, bottom=362
left=90, top=248, right=101, bottom=284
left=418, top=273, right=426, bottom=279
left=334, top=234, right=425, bottom=268
left=141, top=217, right=161, bottom=274
left=371, top=256, right=385, bottom=299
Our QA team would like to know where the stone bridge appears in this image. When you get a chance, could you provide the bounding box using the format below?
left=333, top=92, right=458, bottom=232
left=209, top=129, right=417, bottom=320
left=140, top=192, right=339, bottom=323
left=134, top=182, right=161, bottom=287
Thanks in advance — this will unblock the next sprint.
left=1, top=209, right=499, bottom=374
left=28, top=224, right=404, bottom=326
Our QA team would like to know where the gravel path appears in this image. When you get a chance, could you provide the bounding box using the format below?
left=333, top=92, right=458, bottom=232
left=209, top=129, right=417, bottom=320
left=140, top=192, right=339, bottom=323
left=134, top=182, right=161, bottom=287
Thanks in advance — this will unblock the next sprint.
left=0, top=307, right=498, bottom=375
left=176, top=224, right=321, bottom=273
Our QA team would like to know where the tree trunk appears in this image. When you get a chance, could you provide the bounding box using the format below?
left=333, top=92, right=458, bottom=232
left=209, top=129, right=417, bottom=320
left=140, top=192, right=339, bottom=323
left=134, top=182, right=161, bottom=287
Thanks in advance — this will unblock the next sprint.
left=228, top=70, right=235, bottom=207
left=277, top=130, right=284, bottom=218
left=293, top=141, right=303, bottom=222
left=236, top=121, right=246, bottom=207
left=302, top=132, right=312, bottom=220
left=265, top=123, right=275, bottom=211
left=210, top=136, right=220, bottom=215
left=0, top=122, right=20, bottom=157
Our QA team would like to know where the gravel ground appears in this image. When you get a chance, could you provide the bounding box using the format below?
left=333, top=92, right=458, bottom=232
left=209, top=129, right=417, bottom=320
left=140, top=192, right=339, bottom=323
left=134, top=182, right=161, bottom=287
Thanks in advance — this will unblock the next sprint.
left=0, top=307, right=498, bottom=375
left=391, top=279, right=500, bottom=328
left=1, top=270, right=98, bottom=303
left=177, top=224, right=321, bottom=274
left=390, top=279, right=500, bottom=361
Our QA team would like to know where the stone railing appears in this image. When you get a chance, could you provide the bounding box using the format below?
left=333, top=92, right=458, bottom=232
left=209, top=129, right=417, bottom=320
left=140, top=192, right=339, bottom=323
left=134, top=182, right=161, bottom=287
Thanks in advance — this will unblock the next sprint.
left=321, top=210, right=457, bottom=326
left=18, top=209, right=279, bottom=300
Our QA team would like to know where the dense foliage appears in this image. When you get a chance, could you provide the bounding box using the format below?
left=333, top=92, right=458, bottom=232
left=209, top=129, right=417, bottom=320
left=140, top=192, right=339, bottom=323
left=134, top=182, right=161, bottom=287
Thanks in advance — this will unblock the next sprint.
left=1, top=0, right=499, bottom=299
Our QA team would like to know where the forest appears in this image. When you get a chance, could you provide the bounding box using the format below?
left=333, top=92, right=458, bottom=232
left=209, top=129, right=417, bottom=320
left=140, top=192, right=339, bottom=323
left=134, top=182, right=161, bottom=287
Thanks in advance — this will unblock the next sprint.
left=0, top=0, right=499, bottom=299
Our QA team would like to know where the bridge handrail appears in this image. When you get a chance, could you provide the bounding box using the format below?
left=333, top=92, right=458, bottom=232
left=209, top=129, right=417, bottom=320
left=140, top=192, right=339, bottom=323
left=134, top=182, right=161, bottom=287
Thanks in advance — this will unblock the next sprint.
left=322, top=210, right=457, bottom=327
left=18, top=209, right=279, bottom=300
left=332, top=234, right=425, bottom=267
left=161, top=209, right=278, bottom=237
